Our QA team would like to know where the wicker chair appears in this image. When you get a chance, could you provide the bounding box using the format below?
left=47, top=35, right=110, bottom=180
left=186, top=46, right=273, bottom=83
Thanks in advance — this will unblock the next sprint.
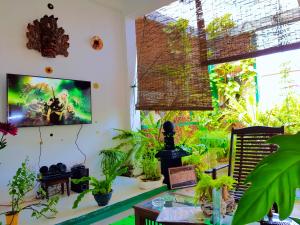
left=205, top=126, right=284, bottom=201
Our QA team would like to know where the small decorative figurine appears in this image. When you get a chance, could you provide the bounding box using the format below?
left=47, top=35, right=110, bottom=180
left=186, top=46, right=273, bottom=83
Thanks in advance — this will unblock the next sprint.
left=91, top=36, right=103, bottom=50
left=163, top=121, right=175, bottom=150
left=26, top=15, right=70, bottom=58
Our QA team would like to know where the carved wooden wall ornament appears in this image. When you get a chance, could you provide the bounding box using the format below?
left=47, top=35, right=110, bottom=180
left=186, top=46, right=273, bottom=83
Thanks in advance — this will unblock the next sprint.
left=26, top=15, right=69, bottom=58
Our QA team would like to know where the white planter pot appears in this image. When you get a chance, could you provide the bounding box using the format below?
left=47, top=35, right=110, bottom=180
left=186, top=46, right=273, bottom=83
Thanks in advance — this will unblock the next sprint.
left=138, top=175, right=164, bottom=190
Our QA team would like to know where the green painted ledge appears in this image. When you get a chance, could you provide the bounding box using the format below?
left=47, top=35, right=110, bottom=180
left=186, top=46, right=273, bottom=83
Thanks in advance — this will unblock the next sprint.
left=291, top=217, right=300, bottom=224
left=56, top=185, right=168, bottom=225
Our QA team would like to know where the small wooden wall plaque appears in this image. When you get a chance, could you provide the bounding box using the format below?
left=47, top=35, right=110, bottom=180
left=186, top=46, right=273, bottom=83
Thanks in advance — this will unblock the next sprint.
left=168, top=165, right=197, bottom=189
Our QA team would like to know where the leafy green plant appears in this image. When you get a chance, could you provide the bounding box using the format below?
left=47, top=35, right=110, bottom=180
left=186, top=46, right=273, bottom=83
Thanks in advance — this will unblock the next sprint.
left=270, top=62, right=300, bottom=134
left=220, top=61, right=300, bottom=133
left=198, top=130, right=229, bottom=160
left=206, top=13, right=236, bottom=40
left=140, top=150, right=161, bottom=181
left=0, top=159, right=59, bottom=219
left=181, top=129, right=230, bottom=172
left=99, top=111, right=182, bottom=179
left=72, top=150, right=128, bottom=208
left=163, top=18, right=192, bottom=56
left=189, top=102, right=224, bottom=130
left=232, top=132, right=300, bottom=225
left=102, top=111, right=171, bottom=169
left=194, top=174, right=215, bottom=203
left=210, top=59, right=256, bottom=108
left=221, top=94, right=275, bottom=129
left=194, top=173, right=236, bottom=203
left=159, top=18, right=194, bottom=95
left=269, top=96, right=300, bottom=134
left=215, top=176, right=236, bottom=190
left=104, top=128, right=162, bottom=176
left=182, top=145, right=218, bottom=179
left=186, top=59, right=256, bottom=132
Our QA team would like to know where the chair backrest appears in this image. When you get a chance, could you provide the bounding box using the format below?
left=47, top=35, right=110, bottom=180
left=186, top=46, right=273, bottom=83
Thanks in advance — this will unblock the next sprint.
left=228, top=126, right=284, bottom=201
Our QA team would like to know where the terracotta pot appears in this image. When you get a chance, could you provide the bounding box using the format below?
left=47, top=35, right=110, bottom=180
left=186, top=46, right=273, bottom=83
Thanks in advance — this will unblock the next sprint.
left=5, top=211, right=19, bottom=225
left=138, top=175, right=164, bottom=190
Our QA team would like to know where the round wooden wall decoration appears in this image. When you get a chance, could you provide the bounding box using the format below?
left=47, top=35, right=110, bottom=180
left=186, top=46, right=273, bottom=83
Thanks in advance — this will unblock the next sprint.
left=91, top=36, right=103, bottom=50
left=93, top=82, right=100, bottom=89
left=45, top=66, right=54, bottom=74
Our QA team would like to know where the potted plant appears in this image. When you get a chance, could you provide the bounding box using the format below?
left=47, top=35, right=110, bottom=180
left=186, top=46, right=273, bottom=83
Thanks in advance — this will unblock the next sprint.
left=232, top=132, right=300, bottom=225
left=194, top=173, right=236, bottom=216
left=72, top=150, right=128, bottom=208
left=99, top=112, right=189, bottom=189
left=138, top=149, right=163, bottom=190
left=0, top=159, right=59, bottom=225
left=97, top=115, right=165, bottom=180
left=99, top=129, right=143, bottom=178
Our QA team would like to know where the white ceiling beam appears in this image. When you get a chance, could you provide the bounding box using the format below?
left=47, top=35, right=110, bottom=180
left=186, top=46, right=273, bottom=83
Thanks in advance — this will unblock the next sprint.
left=93, top=0, right=176, bottom=17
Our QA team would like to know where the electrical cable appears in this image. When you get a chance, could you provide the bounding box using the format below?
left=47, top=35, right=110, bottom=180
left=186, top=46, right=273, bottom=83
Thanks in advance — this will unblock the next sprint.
left=75, top=124, right=86, bottom=165
left=38, top=127, right=42, bottom=168
left=0, top=198, right=40, bottom=207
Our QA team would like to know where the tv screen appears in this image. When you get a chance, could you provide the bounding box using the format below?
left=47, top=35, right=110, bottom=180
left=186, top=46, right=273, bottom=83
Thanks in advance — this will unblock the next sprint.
left=7, top=74, right=92, bottom=127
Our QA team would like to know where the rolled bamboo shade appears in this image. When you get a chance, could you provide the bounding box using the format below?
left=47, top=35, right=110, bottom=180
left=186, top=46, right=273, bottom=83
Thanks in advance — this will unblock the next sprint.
left=196, top=0, right=300, bottom=65
left=135, top=4, right=213, bottom=110
left=135, top=0, right=300, bottom=110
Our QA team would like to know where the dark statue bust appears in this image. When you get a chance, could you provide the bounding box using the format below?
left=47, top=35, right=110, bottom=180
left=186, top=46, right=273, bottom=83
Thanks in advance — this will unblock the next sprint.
left=163, top=121, right=175, bottom=150
left=156, top=121, right=190, bottom=189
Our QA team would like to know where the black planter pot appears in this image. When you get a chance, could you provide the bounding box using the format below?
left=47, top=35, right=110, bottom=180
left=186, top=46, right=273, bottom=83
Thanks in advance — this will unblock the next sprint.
left=93, top=190, right=113, bottom=206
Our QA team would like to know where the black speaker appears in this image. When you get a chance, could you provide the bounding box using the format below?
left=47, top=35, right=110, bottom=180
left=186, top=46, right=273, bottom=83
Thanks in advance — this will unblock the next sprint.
left=57, top=163, right=67, bottom=173
left=71, top=165, right=89, bottom=193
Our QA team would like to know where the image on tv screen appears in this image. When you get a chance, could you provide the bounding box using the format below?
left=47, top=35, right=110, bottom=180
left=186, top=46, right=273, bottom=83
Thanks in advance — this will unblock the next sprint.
left=7, top=74, right=92, bottom=127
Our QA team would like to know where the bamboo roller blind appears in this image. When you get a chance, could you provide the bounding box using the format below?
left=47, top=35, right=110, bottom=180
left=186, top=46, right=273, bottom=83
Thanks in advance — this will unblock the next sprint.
left=136, top=0, right=300, bottom=110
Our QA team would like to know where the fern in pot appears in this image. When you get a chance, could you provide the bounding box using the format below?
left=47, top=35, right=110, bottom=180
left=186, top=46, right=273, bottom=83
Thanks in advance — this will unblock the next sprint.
left=138, top=149, right=163, bottom=190
left=72, top=150, right=127, bottom=208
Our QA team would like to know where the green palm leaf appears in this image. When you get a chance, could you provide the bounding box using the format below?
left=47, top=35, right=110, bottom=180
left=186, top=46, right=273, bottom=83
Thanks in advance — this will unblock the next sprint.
left=232, top=132, right=300, bottom=225
left=72, top=189, right=91, bottom=209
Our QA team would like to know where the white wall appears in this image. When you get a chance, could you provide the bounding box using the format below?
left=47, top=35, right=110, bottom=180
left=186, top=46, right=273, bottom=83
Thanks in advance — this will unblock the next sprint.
left=0, top=0, right=133, bottom=202
left=124, top=17, right=141, bottom=130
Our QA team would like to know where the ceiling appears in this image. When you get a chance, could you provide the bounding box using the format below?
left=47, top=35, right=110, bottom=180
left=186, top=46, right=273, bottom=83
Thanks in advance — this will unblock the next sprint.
left=94, top=0, right=175, bottom=17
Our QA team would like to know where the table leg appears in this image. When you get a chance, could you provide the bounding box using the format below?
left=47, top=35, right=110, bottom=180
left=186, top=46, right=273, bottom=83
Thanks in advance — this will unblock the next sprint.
left=66, top=181, right=70, bottom=196
left=45, top=185, right=49, bottom=199
left=134, top=210, right=145, bottom=225
left=61, top=182, right=64, bottom=194
left=135, top=215, right=145, bottom=225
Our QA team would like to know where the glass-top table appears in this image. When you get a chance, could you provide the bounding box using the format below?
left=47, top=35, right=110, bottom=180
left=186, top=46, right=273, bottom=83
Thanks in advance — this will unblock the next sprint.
left=134, top=192, right=225, bottom=225
left=140, top=192, right=196, bottom=210
left=133, top=191, right=299, bottom=225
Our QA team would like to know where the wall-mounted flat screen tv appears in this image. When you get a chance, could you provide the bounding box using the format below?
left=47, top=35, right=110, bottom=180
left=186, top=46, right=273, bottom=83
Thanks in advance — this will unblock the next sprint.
left=7, top=74, right=92, bottom=127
